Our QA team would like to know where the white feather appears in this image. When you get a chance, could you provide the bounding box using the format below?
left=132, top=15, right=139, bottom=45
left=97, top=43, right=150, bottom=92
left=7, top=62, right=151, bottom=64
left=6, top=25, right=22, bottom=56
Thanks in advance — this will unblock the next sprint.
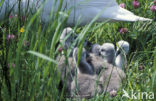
left=0, top=0, right=152, bottom=26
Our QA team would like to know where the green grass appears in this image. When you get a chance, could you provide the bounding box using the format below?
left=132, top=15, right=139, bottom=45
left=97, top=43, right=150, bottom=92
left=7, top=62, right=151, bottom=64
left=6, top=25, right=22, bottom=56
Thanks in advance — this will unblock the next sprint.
left=0, top=0, right=156, bottom=100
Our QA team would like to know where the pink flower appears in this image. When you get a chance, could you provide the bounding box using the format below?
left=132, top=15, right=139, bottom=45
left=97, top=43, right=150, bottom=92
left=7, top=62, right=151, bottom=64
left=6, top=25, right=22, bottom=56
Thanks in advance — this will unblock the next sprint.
left=8, top=63, right=15, bottom=68
left=7, top=34, right=15, bottom=40
left=110, top=89, right=117, bottom=97
left=58, top=47, right=63, bottom=53
left=119, top=28, right=128, bottom=34
left=120, top=3, right=125, bottom=8
left=133, top=0, right=140, bottom=8
left=150, top=5, right=156, bottom=12
left=9, top=15, right=13, bottom=19
left=138, top=65, right=144, bottom=71
left=12, top=63, right=15, bottom=68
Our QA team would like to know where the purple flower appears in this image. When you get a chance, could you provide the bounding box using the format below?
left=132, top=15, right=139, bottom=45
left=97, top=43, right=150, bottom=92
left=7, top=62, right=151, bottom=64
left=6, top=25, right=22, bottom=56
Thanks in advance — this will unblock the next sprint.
left=119, top=28, right=128, bottom=34
left=8, top=63, right=15, bottom=68
left=7, top=34, right=15, bottom=40
left=9, top=15, right=13, bottom=19
left=110, top=89, right=117, bottom=97
left=58, top=47, right=63, bottom=53
left=138, top=65, right=144, bottom=71
left=12, top=63, right=15, bottom=68
left=120, top=3, right=125, bottom=8
left=133, top=0, right=140, bottom=8
left=150, top=5, right=156, bottom=12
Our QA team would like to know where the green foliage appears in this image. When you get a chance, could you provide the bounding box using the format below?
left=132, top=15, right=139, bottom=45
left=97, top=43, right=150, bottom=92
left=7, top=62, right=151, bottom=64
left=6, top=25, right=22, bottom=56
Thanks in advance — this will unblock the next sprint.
left=0, top=0, right=156, bottom=101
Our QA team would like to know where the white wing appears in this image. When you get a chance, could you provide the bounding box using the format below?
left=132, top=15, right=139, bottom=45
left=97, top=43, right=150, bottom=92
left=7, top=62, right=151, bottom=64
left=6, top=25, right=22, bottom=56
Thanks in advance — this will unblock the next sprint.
left=67, top=0, right=152, bottom=26
left=0, top=0, right=152, bottom=26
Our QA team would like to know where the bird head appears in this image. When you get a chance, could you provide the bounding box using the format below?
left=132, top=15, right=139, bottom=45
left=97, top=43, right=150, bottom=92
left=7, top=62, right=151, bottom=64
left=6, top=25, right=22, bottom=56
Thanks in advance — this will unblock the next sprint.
left=99, top=43, right=115, bottom=64
left=60, top=27, right=77, bottom=49
left=91, top=44, right=101, bottom=56
left=116, top=40, right=129, bottom=56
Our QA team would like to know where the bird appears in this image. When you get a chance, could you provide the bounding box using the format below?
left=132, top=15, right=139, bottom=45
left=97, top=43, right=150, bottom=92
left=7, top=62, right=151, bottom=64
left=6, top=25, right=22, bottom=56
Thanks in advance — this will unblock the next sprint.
left=87, top=43, right=115, bottom=74
left=41, top=0, right=152, bottom=26
left=70, top=48, right=103, bottom=98
left=58, top=45, right=126, bottom=98
left=72, top=47, right=94, bottom=75
left=70, top=60, right=126, bottom=98
left=57, top=53, right=77, bottom=93
left=70, top=73, right=103, bottom=98
left=99, top=43, right=116, bottom=64
left=99, top=64, right=126, bottom=96
left=0, top=0, right=152, bottom=26
left=57, top=47, right=94, bottom=94
left=87, top=43, right=126, bottom=96
left=59, top=27, right=92, bottom=56
left=115, top=40, right=130, bottom=69
left=60, top=27, right=77, bottom=50
left=91, top=44, right=101, bottom=56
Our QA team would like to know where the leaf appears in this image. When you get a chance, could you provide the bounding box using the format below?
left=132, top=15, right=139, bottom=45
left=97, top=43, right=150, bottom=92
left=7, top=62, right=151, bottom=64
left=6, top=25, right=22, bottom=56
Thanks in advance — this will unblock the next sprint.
left=152, top=49, right=156, bottom=93
left=0, top=0, right=5, bottom=7
left=28, top=51, right=58, bottom=64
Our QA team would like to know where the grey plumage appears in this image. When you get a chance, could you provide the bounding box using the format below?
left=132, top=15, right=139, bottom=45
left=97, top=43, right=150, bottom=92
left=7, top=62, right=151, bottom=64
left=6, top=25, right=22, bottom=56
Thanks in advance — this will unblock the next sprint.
left=91, top=44, right=101, bottom=56
left=99, top=64, right=126, bottom=93
left=87, top=43, right=126, bottom=96
left=70, top=74, right=103, bottom=98
left=87, top=43, right=116, bottom=74
left=60, top=27, right=77, bottom=50
left=57, top=55, right=77, bottom=93
left=57, top=47, right=94, bottom=94
left=57, top=39, right=127, bottom=98
left=87, top=53, right=107, bottom=74
left=100, top=43, right=116, bottom=64
left=72, top=48, right=94, bottom=75
left=115, top=40, right=130, bottom=69
left=69, top=48, right=103, bottom=98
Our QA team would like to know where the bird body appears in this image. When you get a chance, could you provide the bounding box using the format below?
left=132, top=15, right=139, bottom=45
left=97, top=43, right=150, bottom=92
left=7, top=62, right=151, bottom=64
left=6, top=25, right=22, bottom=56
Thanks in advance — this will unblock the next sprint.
left=57, top=55, right=77, bottom=93
left=57, top=47, right=94, bottom=93
left=57, top=44, right=126, bottom=98
left=115, top=40, right=130, bottom=69
left=88, top=43, right=116, bottom=74
left=87, top=42, right=126, bottom=96
left=87, top=53, right=108, bottom=74
left=99, top=65, right=126, bottom=93
left=72, top=48, right=94, bottom=75
left=115, top=53, right=127, bottom=69
left=70, top=73, right=103, bottom=98
left=0, top=0, right=152, bottom=26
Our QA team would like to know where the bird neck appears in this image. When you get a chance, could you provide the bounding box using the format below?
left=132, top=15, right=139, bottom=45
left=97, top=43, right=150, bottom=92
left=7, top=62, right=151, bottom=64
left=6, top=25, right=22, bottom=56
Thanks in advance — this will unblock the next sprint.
left=115, top=53, right=127, bottom=69
left=79, top=60, right=94, bottom=75
left=105, top=55, right=115, bottom=65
